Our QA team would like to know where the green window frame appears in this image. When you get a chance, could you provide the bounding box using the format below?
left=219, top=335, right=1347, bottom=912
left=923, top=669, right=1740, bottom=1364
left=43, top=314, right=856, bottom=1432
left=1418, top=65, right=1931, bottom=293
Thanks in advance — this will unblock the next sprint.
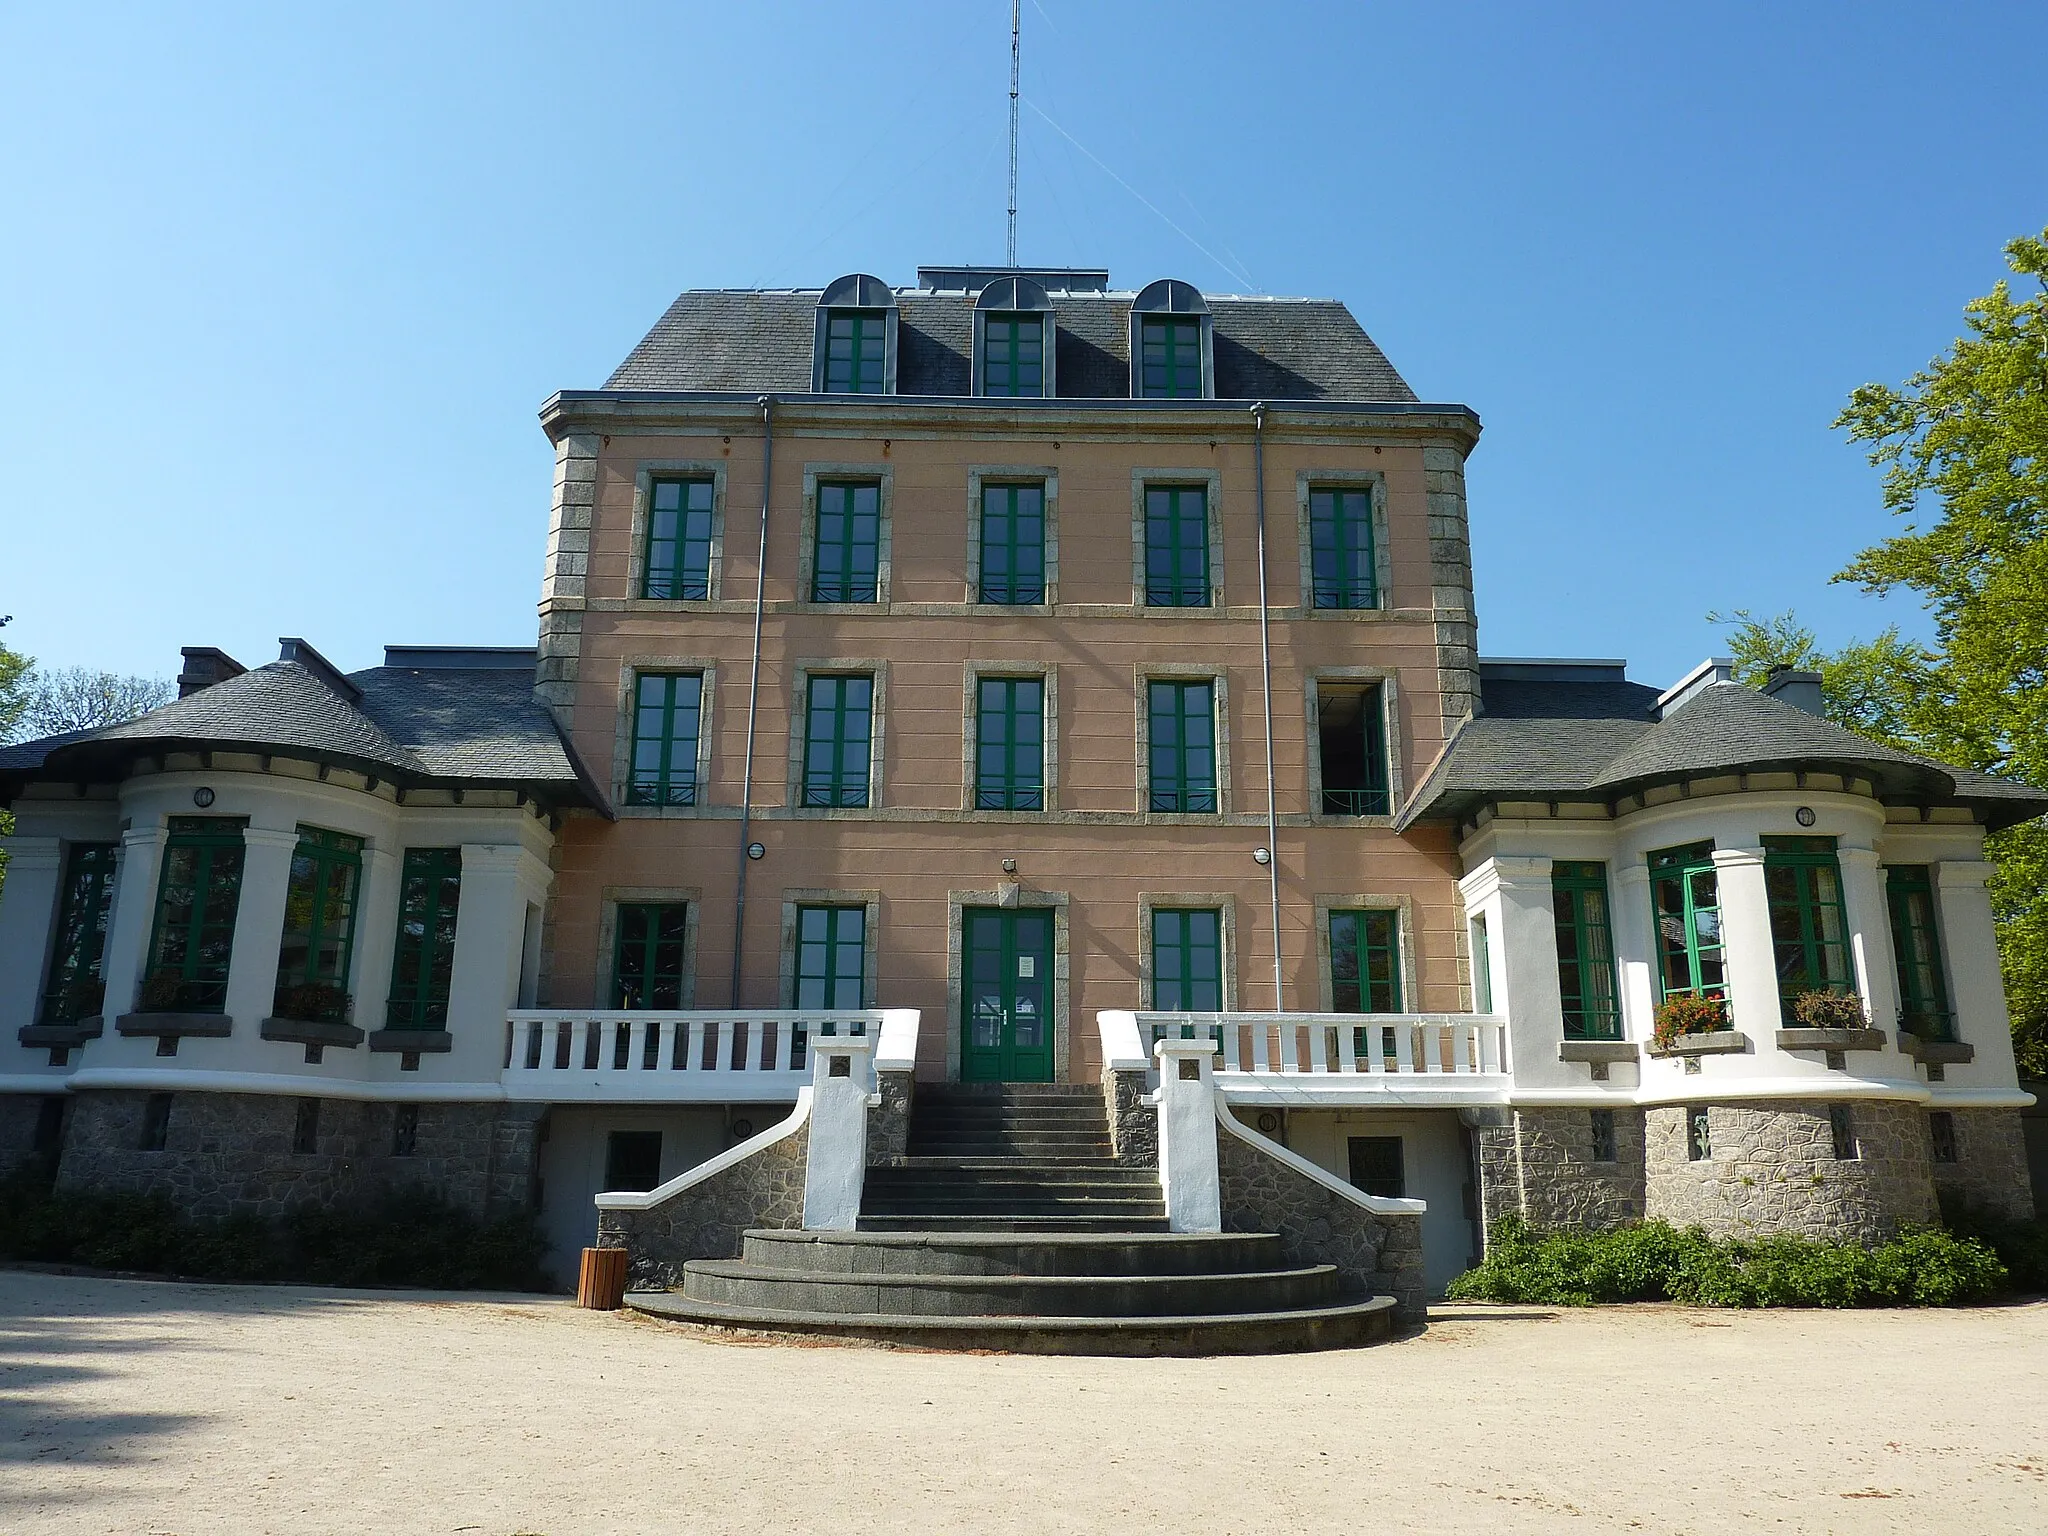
left=1316, top=680, right=1390, bottom=816
left=627, top=672, right=703, bottom=807
left=978, top=482, right=1046, bottom=604
left=975, top=677, right=1044, bottom=811
left=802, top=674, right=874, bottom=808
left=794, top=905, right=865, bottom=1008
left=1139, top=316, right=1203, bottom=398
left=142, top=817, right=248, bottom=1014
left=1763, top=836, right=1850, bottom=1005
left=1143, top=485, right=1210, bottom=607
left=1147, top=680, right=1218, bottom=814
left=642, top=476, right=714, bottom=600
left=812, top=481, right=881, bottom=603
left=612, top=902, right=689, bottom=1010
left=387, top=849, right=461, bottom=1030
left=1329, top=909, right=1402, bottom=1013
left=1886, top=864, right=1954, bottom=1041
left=273, top=826, right=364, bottom=1018
left=1649, top=842, right=1725, bottom=1001
left=1552, top=861, right=1621, bottom=1040
left=823, top=310, right=885, bottom=394
left=1151, top=908, right=1223, bottom=1011
left=1308, top=487, right=1378, bottom=610
left=40, top=841, right=116, bottom=1024
left=982, top=314, right=1043, bottom=397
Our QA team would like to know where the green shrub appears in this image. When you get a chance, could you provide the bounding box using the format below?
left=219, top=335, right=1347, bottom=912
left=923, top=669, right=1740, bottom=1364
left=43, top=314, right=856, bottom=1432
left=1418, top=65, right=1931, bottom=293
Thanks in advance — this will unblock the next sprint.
left=1939, top=1200, right=2048, bottom=1293
left=0, top=1171, right=550, bottom=1292
left=1446, top=1214, right=2007, bottom=1308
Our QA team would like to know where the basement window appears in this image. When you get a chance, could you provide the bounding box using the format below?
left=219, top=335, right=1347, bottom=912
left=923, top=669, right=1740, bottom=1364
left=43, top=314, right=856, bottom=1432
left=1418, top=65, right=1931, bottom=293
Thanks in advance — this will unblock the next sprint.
left=1347, top=1136, right=1406, bottom=1199
left=1830, top=1104, right=1858, bottom=1161
left=1590, top=1109, right=1617, bottom=1163
left=1686, top=1106, right=1711, bottom=1162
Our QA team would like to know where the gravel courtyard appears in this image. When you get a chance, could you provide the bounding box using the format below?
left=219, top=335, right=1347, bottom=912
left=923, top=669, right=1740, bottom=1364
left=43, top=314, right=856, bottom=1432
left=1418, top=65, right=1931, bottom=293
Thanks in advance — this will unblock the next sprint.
left=4, top=1269, right=2046, bottom=1535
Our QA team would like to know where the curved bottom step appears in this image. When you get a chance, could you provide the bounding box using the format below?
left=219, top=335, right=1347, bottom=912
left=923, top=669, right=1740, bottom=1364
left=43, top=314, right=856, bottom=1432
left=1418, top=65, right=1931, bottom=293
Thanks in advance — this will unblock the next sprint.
left=625, top=1290, right=1401, bottom=1356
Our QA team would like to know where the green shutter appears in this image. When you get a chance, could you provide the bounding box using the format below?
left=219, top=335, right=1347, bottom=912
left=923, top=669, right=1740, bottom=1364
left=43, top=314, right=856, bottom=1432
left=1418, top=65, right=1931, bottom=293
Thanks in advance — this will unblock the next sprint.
left=1144, top=485, right=1210, bottom=606
left=273, top=826, right=364, bottom=1019
left=1152, top=908, right=1223, bottom=1010
left=1763, top=836, right=1851, bottom=1005
left=143, top=817, right=248, bottom=1014
left=794, top=905, right=865, bottom=1008
left=975, top=677, right=1044, bottom=810
left=613, top=903, right=689, bottom=1009
left=627, top=672, right=703, bottom=806
left=1552, top=862, right=1620, bottom=1039
left=643, top=476, right=714, bottom=599
left=387, top=849, right=461, bottom=1030
left=1147, top=680, right=1218, bottom=813
left=1329, top=909, right=1401, bottom=1013
left=978, top=483, right=1046, bottom=604
left=1886, top=865, right=1953, bottom=1041
left=802, top=675, right=874, bottom=807
left=40, top=842, right=116, bottom=1023
left=1648, top=842, right=1725, bottom=1000
left=812, top=481, right=881, bottom=602
left=1309, top=487, right=1378, bottom=609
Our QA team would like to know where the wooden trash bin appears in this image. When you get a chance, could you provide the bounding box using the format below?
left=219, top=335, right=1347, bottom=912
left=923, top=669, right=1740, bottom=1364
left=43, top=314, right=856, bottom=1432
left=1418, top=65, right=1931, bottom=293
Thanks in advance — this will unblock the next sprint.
left=577, top=1246, right=629, bottom=1310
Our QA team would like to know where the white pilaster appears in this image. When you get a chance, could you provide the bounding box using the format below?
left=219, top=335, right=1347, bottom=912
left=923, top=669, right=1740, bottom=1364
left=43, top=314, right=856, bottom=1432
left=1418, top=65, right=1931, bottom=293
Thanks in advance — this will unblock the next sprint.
left=1935, top=860, right=2023, bottom=1087
left=1711, top=845, right=1781, bottom=1042
left=802, top=1036, right=874, bottom=1230
left=222, top=826, right=302, bottom=1028
left=1611, top=860, right=1657, bottom=1043
left=1837, top=846, right=1901, bottom=1029
left=348, top=845, right=403, bottom=1034
left=1469, top=855, right=1569, bottom=1091
left=0, top=839, right=64, bottom=1030
left=1154, top=1038, right=1222, bottom=1233
left=440, top=843, right=528, bottom=1080
left=98, top=825, right=168, bottom=1019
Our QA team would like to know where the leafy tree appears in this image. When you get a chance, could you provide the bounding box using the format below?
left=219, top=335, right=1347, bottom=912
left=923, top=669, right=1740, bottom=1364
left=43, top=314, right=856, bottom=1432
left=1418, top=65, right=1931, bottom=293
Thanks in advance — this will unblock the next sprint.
left=1708, top=608, right=1940, bottom=751
left=0, top=638, right=28, bottom=743
left=19, top=667, right=175, bottom=737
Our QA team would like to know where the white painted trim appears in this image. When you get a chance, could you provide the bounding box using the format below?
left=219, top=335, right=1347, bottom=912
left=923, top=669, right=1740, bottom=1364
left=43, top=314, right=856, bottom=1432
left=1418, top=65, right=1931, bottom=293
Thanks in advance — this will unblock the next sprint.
left=873, top=1008, right=920, bottom=1074
left=1097, top=1009, right=1148, bottom=1072
left=1216, top=1099, right=1426, bottom=1215
left=595, top=1087, right=811, bottom=1210
left=59, top=1069, right=508, bottom=1102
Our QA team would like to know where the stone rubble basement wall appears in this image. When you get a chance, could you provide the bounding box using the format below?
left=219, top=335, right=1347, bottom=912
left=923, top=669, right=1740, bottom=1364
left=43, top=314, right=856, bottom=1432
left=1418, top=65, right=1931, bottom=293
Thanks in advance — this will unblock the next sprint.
left=1476, top=1107, right=1647, bottom=1234
left=1931, top=1106, right=2036, bottom=1223
left=598, top=1119, right=809, bottom=1290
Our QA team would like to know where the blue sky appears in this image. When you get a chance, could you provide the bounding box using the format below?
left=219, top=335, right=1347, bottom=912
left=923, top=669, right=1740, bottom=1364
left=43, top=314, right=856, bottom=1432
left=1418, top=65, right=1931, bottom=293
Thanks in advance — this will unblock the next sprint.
left=4, top=1, right=2044, bottom=689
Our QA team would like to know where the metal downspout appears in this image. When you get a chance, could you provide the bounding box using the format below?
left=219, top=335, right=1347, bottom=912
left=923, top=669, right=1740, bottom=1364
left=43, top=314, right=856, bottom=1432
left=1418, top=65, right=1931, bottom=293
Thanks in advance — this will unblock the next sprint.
left=730, top=395, right=774, bottom=1006
left=1252, top=402, right=1284, bottom=1010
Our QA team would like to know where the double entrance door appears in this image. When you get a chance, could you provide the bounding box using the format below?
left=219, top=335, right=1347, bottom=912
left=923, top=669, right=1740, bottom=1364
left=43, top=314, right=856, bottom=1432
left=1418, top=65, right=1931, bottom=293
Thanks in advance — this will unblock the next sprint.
left=961, top=907, right=1053, bottom=1082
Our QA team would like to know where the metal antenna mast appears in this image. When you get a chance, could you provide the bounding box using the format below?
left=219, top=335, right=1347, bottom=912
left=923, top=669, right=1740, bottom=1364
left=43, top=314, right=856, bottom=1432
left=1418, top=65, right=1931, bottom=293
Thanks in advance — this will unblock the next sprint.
left=1007, top=0, right=1019, bottom=264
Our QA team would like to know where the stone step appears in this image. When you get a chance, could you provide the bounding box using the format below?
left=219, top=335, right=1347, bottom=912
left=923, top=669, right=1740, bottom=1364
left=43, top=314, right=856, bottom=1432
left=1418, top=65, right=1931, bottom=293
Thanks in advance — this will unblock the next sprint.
left=739, top=1228, right=1287, bottom=1278
left=681, top=1260, right=1341, bottom=1318
left=861, top=1192, right=1166, bottom=1214
left=903, top=1139, right=1115, bottom=1160
left=910, top=1109, right=1110, bottom=1131
left=626, top=1290, right=1401, bottom=1356
left=856, top=1213, right=1174, bottom=1233
left=917, top=1083, right=1105, bottom=1101
left=869, top=1158, right=1157, bottom=1181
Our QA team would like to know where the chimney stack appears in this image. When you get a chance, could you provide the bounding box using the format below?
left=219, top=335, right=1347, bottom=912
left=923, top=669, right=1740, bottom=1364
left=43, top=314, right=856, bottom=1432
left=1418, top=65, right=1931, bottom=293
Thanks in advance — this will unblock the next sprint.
left=1762, top=665, right=1826, bottom=717
left=177, top=646, right=246, bottom=698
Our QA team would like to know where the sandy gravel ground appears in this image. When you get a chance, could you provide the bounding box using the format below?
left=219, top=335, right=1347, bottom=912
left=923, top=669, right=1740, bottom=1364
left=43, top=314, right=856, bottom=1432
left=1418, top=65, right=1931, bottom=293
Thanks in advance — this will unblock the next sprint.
left=4, top=1269, right=2046, bottom=1535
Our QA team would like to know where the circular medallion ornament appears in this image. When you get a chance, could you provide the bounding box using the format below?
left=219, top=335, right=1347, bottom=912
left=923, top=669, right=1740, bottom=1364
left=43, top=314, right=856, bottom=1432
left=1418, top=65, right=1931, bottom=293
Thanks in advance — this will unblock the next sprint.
left=1795, top=806, right=1817, bottom=827
left=192, top=787, right=216, bottom=808
left=747, top=842, right=766, bottom=860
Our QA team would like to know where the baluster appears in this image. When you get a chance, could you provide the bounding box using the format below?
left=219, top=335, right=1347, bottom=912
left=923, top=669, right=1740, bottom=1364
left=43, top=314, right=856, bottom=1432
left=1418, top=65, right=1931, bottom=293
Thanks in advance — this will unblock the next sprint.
left=1335, top=1021, right=1358, bottom=1073
left=1451, top=1019, right=1471, bottom=1073
left=702, top=1019, right=723, bottom=1072
left=1248, top=1018, right=1269, bottom=1072
left=1307, top=1020, right=1329, bottom=1073
left=1224, top=1022, right=1242, bottom=1072
left=1394, top=1022, right=1415, bottom=1073
left=1279, top=1018, right=1299, bottom=1072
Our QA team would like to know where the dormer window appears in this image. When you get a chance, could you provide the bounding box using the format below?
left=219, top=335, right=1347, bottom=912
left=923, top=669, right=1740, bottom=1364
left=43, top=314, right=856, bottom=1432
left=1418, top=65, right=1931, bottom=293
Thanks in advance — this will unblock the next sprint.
left=1130, top=278, right=1212, bottom=399
left=973, top=276, right=1056, bottom=397
left=813, top=274, right=898, bottom=395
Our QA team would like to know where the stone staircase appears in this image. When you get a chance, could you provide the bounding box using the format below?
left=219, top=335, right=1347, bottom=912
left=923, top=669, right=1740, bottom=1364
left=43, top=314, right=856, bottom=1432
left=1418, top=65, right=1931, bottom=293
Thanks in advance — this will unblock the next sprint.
left=627, top=1082, right=1400, bottom=1353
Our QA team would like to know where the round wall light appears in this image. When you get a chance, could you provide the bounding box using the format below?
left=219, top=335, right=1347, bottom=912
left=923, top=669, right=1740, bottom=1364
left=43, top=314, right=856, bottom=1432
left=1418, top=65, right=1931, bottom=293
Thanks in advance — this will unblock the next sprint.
left=1001, top=858, right=1017, bottom=874
left=192, top=787, right=216, bottom=808
left=1256, top=1111, right=1280, bottom=1135
left=1252, top=847, right=1271, bottom=866
left=747, top=842, right=766, bottom=860
left=1794, top=806, right=1817, bottom=827
left=730, top=1118, right=754, bottom=1140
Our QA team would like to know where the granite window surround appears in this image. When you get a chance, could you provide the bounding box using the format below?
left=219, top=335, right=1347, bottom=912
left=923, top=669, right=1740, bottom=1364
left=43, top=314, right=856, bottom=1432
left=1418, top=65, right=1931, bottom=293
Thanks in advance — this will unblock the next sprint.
left=1128, top=468, right=1225, bottom=612
left=1294, top=470, right=1392, bottom=614
left=960, top=661, right=1059, bottom=815
left=611, top=659, right=718, bottom=817
left=1303, top=669, right=1404, bottom=827
left=784, top=662, right=889, bottom=815
left=776, top=889, right=883, bottom=1010
left=796, top=464, right=894, bottom=608
left=1136, top=892, right=1240, bottom=1014
left=594, top=886, right=703, bottom=1010
left=964, top=465, right=1060, bottom=607
left=1133, top=666, right=1232, bottom=820
left=625, top=462, right=729, bottom=603
left=1311, top=893, right=1421, bottom=1015
left=943, top=886, right=1072, bottom=1080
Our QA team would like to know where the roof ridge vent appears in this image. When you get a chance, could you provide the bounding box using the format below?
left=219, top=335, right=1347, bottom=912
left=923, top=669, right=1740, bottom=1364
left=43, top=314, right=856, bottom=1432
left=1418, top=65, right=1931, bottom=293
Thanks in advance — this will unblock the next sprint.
left=278, top=637, right=363, bottom=704
left=1656, top=657, right=1736, bottom=719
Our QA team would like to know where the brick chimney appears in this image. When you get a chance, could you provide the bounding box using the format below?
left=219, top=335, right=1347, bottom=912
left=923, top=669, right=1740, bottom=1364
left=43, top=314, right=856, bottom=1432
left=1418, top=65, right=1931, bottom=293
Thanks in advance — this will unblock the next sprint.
left=177, top=647, right=246, bottom=698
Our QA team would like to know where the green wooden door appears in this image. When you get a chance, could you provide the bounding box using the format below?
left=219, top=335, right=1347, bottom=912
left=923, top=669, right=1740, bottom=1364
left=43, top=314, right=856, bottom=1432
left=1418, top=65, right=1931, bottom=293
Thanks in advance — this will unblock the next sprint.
left=961, top=908, right=1054, bottom=1082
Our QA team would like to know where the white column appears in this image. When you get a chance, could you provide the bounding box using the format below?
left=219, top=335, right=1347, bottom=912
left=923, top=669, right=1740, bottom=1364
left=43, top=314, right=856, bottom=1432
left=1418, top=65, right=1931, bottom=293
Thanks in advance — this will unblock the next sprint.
left=0, top=839, right=63, bottom=1030
left=802, top=1036, right=874, bottom=1230
left=1711, top=845, right=1782, bottom=1041
left=1611, top=860, right=1658, bottom=1041
left=440, top=844, right=528, bottom=1077
left=1154, top=1038, right=1222, bottom=1233
left=1478, top=856, right=1568, bottom=1090
left=1837, top=846, right=1901, bottom=1029
left=1935, top=860, right=2023, bottom=1085
left=348, top=844, right=403, bottom=1035
left=223, top=826, right=302, bottom=1027
left=98, top=825, right=168, bottom=1020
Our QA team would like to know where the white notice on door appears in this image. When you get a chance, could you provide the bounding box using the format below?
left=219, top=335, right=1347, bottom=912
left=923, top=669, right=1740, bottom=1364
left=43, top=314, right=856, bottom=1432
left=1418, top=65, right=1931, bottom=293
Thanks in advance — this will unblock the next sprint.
left=1017, top=956, right=1036, bottom=978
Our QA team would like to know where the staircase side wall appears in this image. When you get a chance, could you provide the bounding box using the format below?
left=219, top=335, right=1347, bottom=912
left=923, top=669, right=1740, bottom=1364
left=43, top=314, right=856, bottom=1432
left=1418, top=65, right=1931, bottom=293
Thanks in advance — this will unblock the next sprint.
left=1103, top=1068, right=1157, bottom=1166
left=598, top=1121, right=810, bottom=1289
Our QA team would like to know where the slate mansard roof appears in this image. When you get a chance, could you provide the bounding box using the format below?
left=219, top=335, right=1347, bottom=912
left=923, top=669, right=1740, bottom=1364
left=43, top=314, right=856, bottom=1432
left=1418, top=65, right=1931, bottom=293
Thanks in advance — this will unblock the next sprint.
left=1398, top=665, right=2048, bottom=832
left=0, top=647, right=604, bottom=812
left=603, top=285, right=1420, bottom=403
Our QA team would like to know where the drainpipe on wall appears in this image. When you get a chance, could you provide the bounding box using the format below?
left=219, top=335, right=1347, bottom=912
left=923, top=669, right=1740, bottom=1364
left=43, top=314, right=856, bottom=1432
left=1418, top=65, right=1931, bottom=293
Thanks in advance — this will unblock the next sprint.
left=1251, top=402, right=1284, bottom=1011
left=731, top=395, right=775, bottom=1007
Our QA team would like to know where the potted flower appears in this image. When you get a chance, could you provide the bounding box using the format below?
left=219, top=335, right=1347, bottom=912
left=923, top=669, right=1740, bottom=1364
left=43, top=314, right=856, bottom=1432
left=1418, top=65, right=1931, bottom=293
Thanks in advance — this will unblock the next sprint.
left=1791, top=989, right=1867, bottom=1029
left=1652, top=990, right=1730, bottom=1051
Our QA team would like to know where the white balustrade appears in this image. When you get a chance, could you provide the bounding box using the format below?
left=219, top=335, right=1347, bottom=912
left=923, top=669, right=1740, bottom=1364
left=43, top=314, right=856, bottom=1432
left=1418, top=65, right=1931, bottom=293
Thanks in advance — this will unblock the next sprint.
left=1114, top=1011, right=1511, bottom=1104
left=502, top=1010, right=893, bottom=1103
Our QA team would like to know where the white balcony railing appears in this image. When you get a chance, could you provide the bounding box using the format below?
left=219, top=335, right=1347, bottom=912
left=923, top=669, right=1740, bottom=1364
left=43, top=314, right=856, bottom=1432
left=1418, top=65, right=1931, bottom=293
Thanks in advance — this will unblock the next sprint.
left=502, top=1009, right=916, bottom=1103
left=1102, top=1010, right=1512, bottom=1105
